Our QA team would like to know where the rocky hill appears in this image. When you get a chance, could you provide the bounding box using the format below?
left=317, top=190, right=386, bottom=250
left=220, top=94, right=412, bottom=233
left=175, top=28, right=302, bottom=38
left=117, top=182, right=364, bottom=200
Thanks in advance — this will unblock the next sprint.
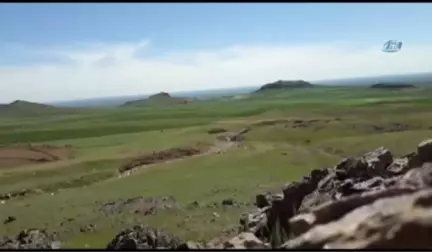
left=0, top=100, right=69, bottom=117
left=370, top=83, right=416, bottom=90
left=121, top=92, right=189, bottom=107
left=255, top=80, right=314, bottom=93
left=4, top=138, right=432, bottom=249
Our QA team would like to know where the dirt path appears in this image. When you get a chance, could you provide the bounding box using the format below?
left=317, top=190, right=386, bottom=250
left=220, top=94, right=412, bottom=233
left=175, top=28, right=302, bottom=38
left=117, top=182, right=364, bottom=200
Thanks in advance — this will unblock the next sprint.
left=110, top=140, right=340, bottom=183
left=106, top=141, right=238, bottom=182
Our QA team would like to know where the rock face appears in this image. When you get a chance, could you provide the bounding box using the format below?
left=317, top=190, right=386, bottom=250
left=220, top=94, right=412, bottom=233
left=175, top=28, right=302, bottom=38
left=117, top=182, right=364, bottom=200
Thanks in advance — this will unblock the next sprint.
left=233, top=139, right=432, bottom=249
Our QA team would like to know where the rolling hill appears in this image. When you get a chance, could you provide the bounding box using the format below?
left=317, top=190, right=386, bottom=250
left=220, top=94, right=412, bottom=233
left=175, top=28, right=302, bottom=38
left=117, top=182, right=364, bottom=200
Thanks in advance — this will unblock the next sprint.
left=254, top=80, right=314, bottom=93
left=0, top=100, right=71, bottom=117
left=121, top=92, right=189, bottom=107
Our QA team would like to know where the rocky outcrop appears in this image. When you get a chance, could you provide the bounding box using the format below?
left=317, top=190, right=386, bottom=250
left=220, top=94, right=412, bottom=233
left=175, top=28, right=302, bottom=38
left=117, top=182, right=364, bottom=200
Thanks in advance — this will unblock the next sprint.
left=234, top=139, right=432, bottom=249
left=282, top=189, right=432, bottom=249
left=0, top=229, right=60, bottom=249
left=106, top=224, right=185, bottom=249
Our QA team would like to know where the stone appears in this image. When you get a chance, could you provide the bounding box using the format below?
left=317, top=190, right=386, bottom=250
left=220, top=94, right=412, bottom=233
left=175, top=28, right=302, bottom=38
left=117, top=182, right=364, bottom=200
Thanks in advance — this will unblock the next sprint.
left=418, top=139, right=432, bottom=163
left=223, top=232, right=267, bottom=249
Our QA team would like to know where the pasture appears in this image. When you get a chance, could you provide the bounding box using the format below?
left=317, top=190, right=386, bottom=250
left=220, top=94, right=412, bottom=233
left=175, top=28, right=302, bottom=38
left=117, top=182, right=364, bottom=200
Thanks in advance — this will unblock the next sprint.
left=1, top=86, right=432, bottom=248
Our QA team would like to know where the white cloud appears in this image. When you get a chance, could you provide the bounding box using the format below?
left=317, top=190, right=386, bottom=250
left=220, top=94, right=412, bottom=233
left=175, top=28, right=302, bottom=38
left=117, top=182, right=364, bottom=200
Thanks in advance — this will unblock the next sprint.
left=0, top=40, right=431, bottom=103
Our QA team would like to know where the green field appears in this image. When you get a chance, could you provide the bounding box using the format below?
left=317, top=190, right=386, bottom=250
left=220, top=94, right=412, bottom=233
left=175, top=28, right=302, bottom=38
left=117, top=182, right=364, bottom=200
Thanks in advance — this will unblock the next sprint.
left=1, top=86, right=432, bottom=248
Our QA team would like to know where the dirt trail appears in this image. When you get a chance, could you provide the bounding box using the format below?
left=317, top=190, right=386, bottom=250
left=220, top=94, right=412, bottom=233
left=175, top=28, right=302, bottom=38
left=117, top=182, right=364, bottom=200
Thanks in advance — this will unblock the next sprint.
left=107, top=141, right=238, bottom=181
left=112, top=140, right=339, bottom=181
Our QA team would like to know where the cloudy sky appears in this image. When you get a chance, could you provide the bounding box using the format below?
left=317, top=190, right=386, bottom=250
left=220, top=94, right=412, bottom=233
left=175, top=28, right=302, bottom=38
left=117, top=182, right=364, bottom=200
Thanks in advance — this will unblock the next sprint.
left=0, top=3, right=432, bottom=103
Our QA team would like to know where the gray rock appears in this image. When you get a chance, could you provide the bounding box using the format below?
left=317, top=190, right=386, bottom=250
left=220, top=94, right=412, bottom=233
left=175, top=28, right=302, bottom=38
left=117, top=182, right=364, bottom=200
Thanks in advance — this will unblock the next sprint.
left=387, top=157, right=410, bottom=175
left=282, top=189, right=432, bottom=249
left=106, top=224, right=184, bottom=250
left=364, top=147, right=393, bottom=174
left=289, top=187, right=416, bottom=238
left=229, top=139, right=432, bottom=249
left=223, top=232, right=268, bottom=249
left=0, top=229, right=60, bottom=249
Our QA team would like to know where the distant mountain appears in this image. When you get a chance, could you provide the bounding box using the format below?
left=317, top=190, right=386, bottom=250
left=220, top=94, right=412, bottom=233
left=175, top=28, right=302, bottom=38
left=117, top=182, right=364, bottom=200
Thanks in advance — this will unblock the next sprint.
left=316, top=72, right=432, bottom=86
left=255, top=80, right=314, bottom=93
left=370, top=83, right=416, bottom=90
left=46, top=72, right=432, bottom=108
left=53, top=95, right=148, bottom=108
left=0, top=100, right=70, bottom=117
left=121, top=92, right=189, bottom=107
left=52, top=86, right=258, bottom=108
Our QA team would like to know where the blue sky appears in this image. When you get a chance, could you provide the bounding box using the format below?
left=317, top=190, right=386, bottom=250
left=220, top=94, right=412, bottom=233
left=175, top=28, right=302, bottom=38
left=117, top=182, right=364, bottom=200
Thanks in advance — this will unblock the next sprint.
left=1, top=3, right=432, bottom=102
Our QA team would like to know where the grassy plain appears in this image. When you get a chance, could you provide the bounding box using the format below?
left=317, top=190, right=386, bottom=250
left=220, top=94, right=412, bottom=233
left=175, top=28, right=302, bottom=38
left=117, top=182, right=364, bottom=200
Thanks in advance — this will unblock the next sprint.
left=1, top=86, right=432, bottom=248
